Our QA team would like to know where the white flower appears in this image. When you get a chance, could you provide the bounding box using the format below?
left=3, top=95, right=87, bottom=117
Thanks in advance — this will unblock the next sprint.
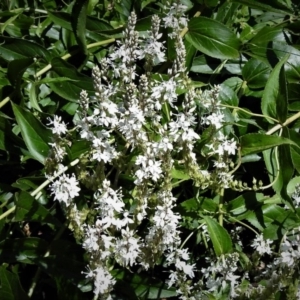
left=50, top=173, right=80, bottom=206
left=151, top=78, right=177, bottom=107
left=48, top=115, right=68, bottom=136
left=83, top=224, right=101, bottom=252
left=203, top=111, right=224, bottom=129
left=135, top=155, right=163, bottom=184
left=92, top=265, right=116, bottom=296
left=115, top=227, right=140, bottom=267
left=251, top=234, right=272, bottom=255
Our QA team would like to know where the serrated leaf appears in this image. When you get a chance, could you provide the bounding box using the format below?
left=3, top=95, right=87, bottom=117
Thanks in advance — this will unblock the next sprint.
left=203, top=216, right=232, bottom=256
left=0, top=266, right=29, bottom=300
left=11, top=103, right=51, bottom=164
left=186, top=17, right=241, bottom=59
left=240, top=133, right=299, bottom=156
left=262, top=55, right=289, bottom=123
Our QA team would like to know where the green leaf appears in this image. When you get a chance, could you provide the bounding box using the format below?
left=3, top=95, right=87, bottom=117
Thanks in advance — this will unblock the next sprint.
left=261, top=55, right=289, bottom=123
left=7, top=58, right=33, bottom=91
left=48, top=11, right=113, bottom=41
left=29, top=83, right=42, bottom=112
left=184, top=39, right=196, bottom=71
left=240, top=133, right=299, bottom=156
left=0, top=266, right=29, bottom=300
left=274, top=128, right=294, bottom=202
left=71, top=0, right=88, bottom=55
left=14, top=191, right=61, bottom=226
left=222, top=77, right=243, bottom=92
left=203, top=216, right=232, bottom=256
left=230, top=0, right=293, bottom=15
left=11, top=103, right=51, bottom=164
left=289, top=130, right=300, bottom=173
left=0, top=12, right=23, bottom=34
left=285, top=52, right=300, bottom=83
left=215, top=2, right=240, bottom=26
left=246, top=27, right=296, bottom=63
left=181, top=197, right=218, bottom=213
left=219, top=84, right=239, bottom=106
left=115, top=273, right=176, bottom=299
left=0, top=238, right=48, bottom=264
left=191, top=55, right=220, bottom=74
left=171, top=168, right=190, bottom=180
left=47, top=11, right=72, bottom=30
left=115, top=0, right=133, bottom=18
left=0, top=37, right=51, bottom=62
left=287, top=176, right=300, bottom=196
left=242, top=58, right=271, bottom=88
left=226, top=192, right=264, bottom=215
left=48, top=58, right=94, bottom=102
left=186, top=17, right=241, bottom=59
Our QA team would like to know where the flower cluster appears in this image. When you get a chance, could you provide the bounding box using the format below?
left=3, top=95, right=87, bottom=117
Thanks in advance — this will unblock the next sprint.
left=45, top=3, right=274, bottom=300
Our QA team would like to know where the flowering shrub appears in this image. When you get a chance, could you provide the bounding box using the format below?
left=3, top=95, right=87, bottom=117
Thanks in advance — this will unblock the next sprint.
left=1, top=0, right=300, bottom=299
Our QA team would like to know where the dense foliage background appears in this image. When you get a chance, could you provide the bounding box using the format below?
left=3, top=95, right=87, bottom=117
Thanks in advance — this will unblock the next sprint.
left=1, top=0, right=300, bottom=299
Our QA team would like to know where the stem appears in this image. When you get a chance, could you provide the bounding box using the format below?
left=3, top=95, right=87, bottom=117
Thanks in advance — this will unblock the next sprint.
left=218, top=188, right=224, bottom=226
left=23, top=8, right=48, bottom=14
left=221, top=104, right=279, bottom=123
left=35, top=39, right=115, bottom=79
left=0, top=159, right=79, bottom=221
left=0, top=39, right=115, bottom=109
left=229, top=147, right=241, bottom=175
left=31, top=159, right=79, bottom=197
left=266, top=111, right=300, bottom=135
left=0, top=206, right=16, bottom=221
left=226, top=215, right=259, bottom=235
left=180, top=11, right=201, bottom=37
left=180, top=222, right=205, bottom=249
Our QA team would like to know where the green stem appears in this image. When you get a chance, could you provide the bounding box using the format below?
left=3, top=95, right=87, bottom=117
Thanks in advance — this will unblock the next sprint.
left=218, top=188, right=224, bottom=226
left=23, top=7, right=48, bottom=14
left=226, top=215, right=259, bottom=235
left=0, top=159, right=79, bottom=221
left=0, top=39, right=115, bottom=109
left=35, top=39, right=115, bottom=79
left=180, top=222, right=205, bottom=249
left=266, top=111, right=300, bottom=135
left=221, top=104, right=279, bottom=123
